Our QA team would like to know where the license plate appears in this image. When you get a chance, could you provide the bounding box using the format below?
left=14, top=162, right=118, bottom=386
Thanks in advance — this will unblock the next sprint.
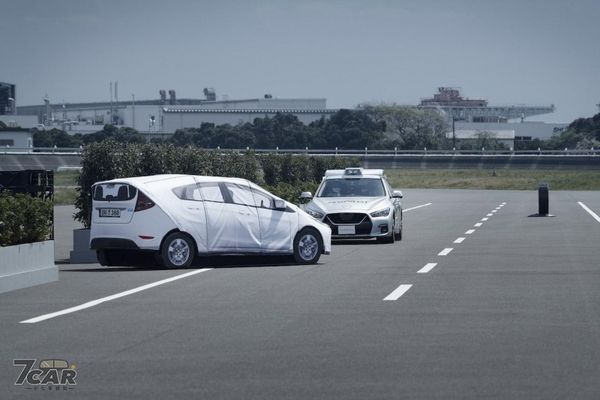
left=100, top=208, right=120, bottom=218
left=338, top=225, right=356, bottom=235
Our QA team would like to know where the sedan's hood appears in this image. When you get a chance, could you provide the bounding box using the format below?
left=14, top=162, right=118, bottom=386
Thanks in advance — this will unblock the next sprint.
left=310, top=197, right=389, bottom=213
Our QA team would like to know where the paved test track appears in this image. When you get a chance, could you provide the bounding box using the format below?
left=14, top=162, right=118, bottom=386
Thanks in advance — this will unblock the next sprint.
left=1, top=189, right=600, bottom=399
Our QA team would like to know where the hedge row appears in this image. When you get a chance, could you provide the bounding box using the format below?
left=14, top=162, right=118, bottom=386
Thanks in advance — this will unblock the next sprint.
left=75, top=141, right=359, bottom=227
left=0, top=193, right=53, bottom=246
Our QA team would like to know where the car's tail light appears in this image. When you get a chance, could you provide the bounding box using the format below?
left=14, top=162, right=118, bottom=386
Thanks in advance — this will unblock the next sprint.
left=135, top=191, right=155, bottom=212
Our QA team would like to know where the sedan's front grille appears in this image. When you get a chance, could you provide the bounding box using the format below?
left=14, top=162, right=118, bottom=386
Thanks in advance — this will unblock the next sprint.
left=324, top=213, right=372, bottom=235
left=326, top=213, right=367, bottom=224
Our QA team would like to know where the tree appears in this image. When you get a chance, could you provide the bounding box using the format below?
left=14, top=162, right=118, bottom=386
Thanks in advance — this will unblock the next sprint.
left=32, top=128, right=83, bottom=147
left=361, top=105, right=448, bottom=150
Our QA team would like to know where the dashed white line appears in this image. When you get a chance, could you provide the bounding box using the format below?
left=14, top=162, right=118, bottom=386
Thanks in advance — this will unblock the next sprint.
left=486, top=213, right=493, bottom=217
left=404, top=202, right=432, bottom=212
left=383, top=284, right=413, bottom=301
left=474, top=222, right=483, bottom=227
left=465, top=229, right=475, bottom=234
left=578, top=202, right=600, bottom=223
left=491, top=210, right=498, bottom=213
left=454, top=237, right=465, bottom=244
left=481, top=217, right=489, bottom=221
left=417, top=263, right=438, bottom=274
left=20, top=268, right=213, bottom=324
left=438, top=248, right=453, bottom=256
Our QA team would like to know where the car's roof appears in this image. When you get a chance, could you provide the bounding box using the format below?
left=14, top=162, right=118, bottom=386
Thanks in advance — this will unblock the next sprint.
left=323, top=168, right=385, bottom=180
left=94, top=174, right=251, bottom=188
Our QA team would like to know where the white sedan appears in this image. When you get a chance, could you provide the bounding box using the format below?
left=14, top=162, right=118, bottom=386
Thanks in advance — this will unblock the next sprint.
left=90, top=175, right=331, bottom=268
left=301, top=168, right=403, bottom=243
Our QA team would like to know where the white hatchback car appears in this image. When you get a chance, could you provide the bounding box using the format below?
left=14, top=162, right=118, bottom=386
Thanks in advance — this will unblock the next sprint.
left=301, top=168, right=403, bottom=243
left=90, top=175, right=331, bottom=268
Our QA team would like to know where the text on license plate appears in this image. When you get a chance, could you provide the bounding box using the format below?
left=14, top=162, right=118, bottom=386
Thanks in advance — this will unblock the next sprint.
left=338, top=225, right=356, bottom=235
left=100, top=208, right=121, bottom=218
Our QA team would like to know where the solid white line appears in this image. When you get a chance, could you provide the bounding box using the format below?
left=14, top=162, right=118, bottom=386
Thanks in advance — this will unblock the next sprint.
left=20, top=268, right=213, bottom=324
left=404, top=202, right=432, bottom=212
left=481, top=217, right=489, bottom=221
left=465, top=229, right=475, bottom=234
left=383, top=284, right=413, bottom=301
left=454, top=237, right=465, bottom=244
left=474, top=222, right=483, bottom=227
left=417, top=263, right=438, bottom=274
left=438, top=248, right=453, bottom=256
left=578, top=202, right=600, bottom=223
left=486, top=213, right=493, bottom=217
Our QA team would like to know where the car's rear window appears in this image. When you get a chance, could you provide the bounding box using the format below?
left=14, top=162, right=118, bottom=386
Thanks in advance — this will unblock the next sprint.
left=93, top=183, right=137, bottom=201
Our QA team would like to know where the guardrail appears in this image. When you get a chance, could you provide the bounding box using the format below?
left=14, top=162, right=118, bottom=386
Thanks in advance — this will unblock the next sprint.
left=1, top=147, right=599, bottom=156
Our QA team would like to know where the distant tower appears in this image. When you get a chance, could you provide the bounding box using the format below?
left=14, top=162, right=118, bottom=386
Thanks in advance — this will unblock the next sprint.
left=203, top=88, right=216, bottom=101
left=43, top=94, right=51, bottom=125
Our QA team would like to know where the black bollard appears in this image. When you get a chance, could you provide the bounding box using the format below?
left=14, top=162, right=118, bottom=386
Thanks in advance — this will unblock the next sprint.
left=538, top=182, right=549, bottom=216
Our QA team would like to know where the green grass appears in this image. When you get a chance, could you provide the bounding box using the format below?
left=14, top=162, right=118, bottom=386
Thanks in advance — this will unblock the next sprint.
left=50, top=169, right=599, bottom=206
left=386, top=169, right=600, bottom=191
left=54, top=170, right=80, bottom=186
left=53, top=188, right=78, bottom=205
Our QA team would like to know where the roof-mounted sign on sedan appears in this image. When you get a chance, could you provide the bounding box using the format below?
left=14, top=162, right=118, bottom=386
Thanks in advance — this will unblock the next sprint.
left=302, top=168, right=403, bottom=243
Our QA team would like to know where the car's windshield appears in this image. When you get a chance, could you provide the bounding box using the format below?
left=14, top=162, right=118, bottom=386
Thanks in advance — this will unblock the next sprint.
left=317, top=178, right=386, bottom=198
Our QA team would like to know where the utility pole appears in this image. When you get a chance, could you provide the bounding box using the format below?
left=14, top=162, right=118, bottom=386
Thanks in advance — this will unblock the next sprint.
left=131, top=93, right=135, bottom=131
left=452, top=115, right=456, bottom=149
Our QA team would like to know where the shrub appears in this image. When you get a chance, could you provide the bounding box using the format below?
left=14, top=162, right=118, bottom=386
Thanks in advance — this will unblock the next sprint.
left=0, top=192, right=53, bottom=246
left=75, top=142, right=360, bottom=227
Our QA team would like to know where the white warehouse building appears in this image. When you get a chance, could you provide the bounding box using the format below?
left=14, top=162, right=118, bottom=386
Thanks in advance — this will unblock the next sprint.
left=18, top=95, right=337, bottom=138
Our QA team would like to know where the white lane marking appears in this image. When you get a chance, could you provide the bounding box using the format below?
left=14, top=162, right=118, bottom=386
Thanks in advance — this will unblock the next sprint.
left=481, top=217, right=489, bottom=221
left=404, top=202, right=432, bottom=212
left=438, top=248, right=453, bottom=256
left=491, top=210, right=497, bottom=213
left=474, top=222, right=483, bottom=227
left=454, top=237, right=465, bottom=244
left=578, top=202, right=600, bottom=223
left=501, top=202, right=506, bottom=205
left=417, top=263, right=438, bottom=274
left=486, top=213, right=493, bottom=217
left=383, top=284, right=413, bottom=301
left=20, top=268, right=213, bottom=324
left=465, top=229, right=475, bottom=234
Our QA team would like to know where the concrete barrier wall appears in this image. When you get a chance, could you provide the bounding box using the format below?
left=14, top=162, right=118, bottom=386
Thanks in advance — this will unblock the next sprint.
left=1, top=153, right=600, bottom=171
left=0, top=240, right=58, bottom=294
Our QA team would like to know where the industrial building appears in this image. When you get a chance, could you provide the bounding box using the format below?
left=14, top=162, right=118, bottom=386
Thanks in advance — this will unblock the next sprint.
left=418, top=87, right=564, bottom=143
left=1, top=82, right=36, bottom=152
left=17, top=88, right=337, bottom=138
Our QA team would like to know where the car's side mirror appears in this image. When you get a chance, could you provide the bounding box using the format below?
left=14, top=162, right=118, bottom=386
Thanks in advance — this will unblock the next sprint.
left=392, top=190, right=403, bottom=199
left=299, top=191, right=312, bottom=204
left=274, top=199, right=286, bottom=210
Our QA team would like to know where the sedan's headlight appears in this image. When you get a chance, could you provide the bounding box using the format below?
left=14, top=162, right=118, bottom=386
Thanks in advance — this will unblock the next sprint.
left=305, top=208, right=324, bottom=219
left=370, top=207, right=390, bottom=217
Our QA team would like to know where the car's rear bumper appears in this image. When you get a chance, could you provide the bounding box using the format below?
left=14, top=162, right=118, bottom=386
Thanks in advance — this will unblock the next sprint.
left=90, top=238, right=140, bottom=250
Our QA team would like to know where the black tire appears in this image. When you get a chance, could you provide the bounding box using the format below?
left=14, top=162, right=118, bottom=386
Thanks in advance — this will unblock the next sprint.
left=293, top=228, right=323, bottom=264
left=96, top=249, right=125, bottom=266
left=160, top=232, right=196, bottom=268
left=377, top=217, right=396, bottom=244
left=97, top=249, right=110, bottom=266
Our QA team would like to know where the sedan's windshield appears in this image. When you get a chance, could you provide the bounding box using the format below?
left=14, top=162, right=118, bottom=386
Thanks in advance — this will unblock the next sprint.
left=317, top=178, right=386, bottom=198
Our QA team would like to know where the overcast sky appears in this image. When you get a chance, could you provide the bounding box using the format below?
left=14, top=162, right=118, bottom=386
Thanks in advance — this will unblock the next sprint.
left=1, top=0, right=599, bottom=122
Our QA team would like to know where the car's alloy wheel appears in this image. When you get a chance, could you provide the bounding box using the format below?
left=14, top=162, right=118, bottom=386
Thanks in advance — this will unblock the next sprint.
left=161, top=232, right=195, bottom=268
left=294, top=229, right=322, bottom=264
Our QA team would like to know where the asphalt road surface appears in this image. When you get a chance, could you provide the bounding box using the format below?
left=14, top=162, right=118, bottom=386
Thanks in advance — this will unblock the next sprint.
left=2, top=189, right=600, bottom=399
